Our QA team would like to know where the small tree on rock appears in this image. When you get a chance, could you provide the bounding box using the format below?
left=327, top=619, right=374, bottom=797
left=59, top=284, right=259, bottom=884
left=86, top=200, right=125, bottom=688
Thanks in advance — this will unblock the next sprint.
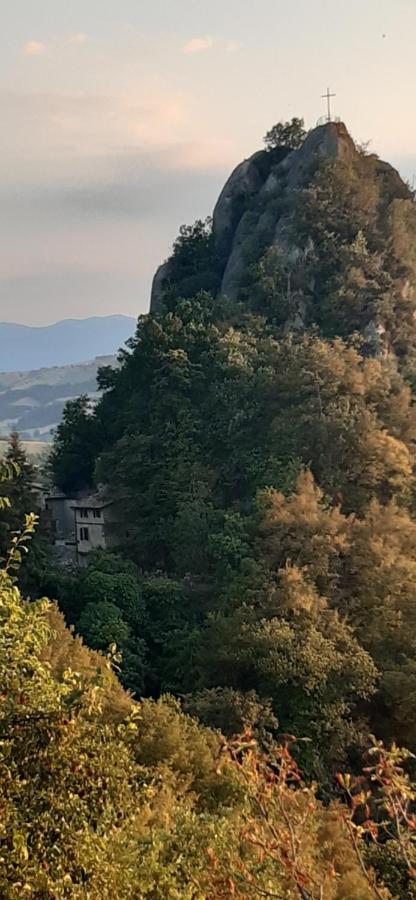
left=263, top=116, right=306, bottom=150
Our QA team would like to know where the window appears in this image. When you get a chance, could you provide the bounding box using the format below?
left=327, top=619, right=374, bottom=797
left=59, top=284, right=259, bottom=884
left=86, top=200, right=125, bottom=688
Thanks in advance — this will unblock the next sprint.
left=93, top=509, right=101, bottom=518
left=79, top=527, right=89, bottom=542
left=79, top=508, right=89, bottom=519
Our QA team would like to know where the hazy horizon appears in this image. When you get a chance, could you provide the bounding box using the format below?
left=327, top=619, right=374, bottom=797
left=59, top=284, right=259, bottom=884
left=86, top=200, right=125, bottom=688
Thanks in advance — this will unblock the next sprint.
left=0, top=313, right=135, bottom=329
left=2, top=0, right=416, bottom=326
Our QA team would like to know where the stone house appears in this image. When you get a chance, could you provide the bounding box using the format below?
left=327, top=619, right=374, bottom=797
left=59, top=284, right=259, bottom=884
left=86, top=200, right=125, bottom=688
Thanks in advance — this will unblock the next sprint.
left=46, top=491, right=116, bottom=566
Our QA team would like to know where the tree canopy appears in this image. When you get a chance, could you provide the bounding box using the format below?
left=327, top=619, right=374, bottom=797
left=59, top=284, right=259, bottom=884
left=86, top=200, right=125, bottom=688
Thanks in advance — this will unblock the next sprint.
left=28, top=121, right=416, bottom=895
left=263, top=117, right=307, bottom=150
left=2, top=464, right=416, bottom=897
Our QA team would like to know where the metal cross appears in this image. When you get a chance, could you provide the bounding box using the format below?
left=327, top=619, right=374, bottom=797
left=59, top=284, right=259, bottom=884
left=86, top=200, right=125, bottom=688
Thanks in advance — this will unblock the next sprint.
left=321, top=88, right=336, bottom=122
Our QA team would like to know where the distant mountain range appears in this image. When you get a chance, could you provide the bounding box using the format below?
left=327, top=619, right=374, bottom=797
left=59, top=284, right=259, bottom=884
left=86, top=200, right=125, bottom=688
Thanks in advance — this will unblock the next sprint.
left=0, top=315, right=135, bottom=372
left=0, top=356, right=117, bottom=442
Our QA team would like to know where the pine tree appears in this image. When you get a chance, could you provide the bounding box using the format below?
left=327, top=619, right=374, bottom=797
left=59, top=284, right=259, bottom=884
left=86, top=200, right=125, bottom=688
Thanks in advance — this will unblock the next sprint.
left=0, top=431, right=37, bottom=559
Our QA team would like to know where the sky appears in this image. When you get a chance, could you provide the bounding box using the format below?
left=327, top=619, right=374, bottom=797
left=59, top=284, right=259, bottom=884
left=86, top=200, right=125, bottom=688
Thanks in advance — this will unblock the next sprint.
left=1, top=0, right=416, bottom=326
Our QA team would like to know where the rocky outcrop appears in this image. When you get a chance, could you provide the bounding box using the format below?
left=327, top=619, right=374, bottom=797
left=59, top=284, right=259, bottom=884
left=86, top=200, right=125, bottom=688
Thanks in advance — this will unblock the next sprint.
left=150, top=259, right=172, bottom=315
left=213, top=151, right=268, bottom=245
left=281, top=121, right=356, bottom=190
left=149, top=146, right=289, bottom=312
left=149, top=121, right=411, bottom=314
left=220, top=208, right=260, bottom=300
left=220, top=123, right=358, bottom=301
left=362, top=319, right=388, bottom=357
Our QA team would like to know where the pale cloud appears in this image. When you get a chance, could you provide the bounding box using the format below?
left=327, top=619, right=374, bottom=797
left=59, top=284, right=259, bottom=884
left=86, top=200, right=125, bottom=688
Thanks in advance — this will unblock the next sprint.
left=0, top=91, right=191, bottom=167
left=170, top=139, right=236, bottom=171
left=183, top=36, right=213, bottom=54
left=225, top=39, right=243, bottom=53
left=23, top=41, right=46, bottom=57
left=0, top=116, right=230, bottom=323
left=182, top=36, right=242, bottom=55
left=68, top=33, right=88, bottom=45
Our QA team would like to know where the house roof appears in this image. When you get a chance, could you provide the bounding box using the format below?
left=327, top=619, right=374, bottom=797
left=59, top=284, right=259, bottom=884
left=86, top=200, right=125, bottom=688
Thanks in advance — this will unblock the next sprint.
left=46, top=492, right=69, bottom=502
left=46, top=491, right=113, bottom=510
left=70, top=494, right=113, bottom=511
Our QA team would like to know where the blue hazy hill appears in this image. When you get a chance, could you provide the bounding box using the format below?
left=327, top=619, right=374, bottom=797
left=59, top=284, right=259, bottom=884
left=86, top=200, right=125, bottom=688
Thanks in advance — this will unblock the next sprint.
left=0, top=315, right=135, bottom=373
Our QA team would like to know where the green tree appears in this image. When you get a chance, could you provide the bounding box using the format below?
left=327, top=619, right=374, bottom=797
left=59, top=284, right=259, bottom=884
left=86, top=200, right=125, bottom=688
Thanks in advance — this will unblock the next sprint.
left=0, top=431, right=37, bottom=555
left=196, top=566, right=377, bottom=777
left=163, top=218, right=221, bottom=307
left=44, top=122, right=416, bottom=802
left=0, top=462, right=408, bottom=899
left=80, top=569, right=144, bottom=629
left=183, top=687, right=278, bottom=742
left=0, top=432, right=50, bottom=594
left=50, top=395, right=103, bottom=494
left=288, top=158, right=416, bottom=355
left=77, top=599, right=147, bottom=696
left=77, top=599, right=130, bottom=651
left=263, top=117, right=307, bottom=150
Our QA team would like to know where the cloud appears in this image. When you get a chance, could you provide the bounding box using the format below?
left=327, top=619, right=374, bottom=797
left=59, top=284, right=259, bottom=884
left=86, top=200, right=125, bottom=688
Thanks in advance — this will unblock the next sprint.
left=0, top=144, right=228, bottom=322
left=0, top=91, right=191, bottom=168
left=23, top=34, right=88, bottom=58
left=0, top=89, right=234, bottom=238
left=0, top=89, right=236, bottom=324
left=23, top=41, right=46, bottom=57
left=183, top=36, right=213, bottom=54
left=68, top=33, right=88, bottom=45
left=182, top=36, right=242, bottom=55
left=225, top=40, right=243, bottom=53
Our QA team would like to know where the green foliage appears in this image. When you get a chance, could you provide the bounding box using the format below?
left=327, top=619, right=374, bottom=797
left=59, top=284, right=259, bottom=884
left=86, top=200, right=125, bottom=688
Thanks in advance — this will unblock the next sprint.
left=141, top=577, right=190, bottom=641
left=80, top=570, right=144, bottom=628
left=287, top=158, right=416, bottom=356
left=3, top=461, right=416, bottom=898
left=86, top=549, right=139, bottom=577
left=183, top=687, right=278, bottom=741
left=162, top=218, right=222, bottom=308
left=0, top=555, right=398, bottom=898
left=0, top=432, right=47, bottom=588
left=47, top=306, right=416, bottom=773
left=42, top=553, right=148, bottom=697
left=77, top=599, right=148, bottom=696
left=44, top=126, right=416, bottom=803
left=0, top=569, right=141, bottom=896
left=40, top=603, right=133, bottom=723
left=247, top=245, right=293, bottom=322
left=263, top=117, right=307, bottom=150
left=49, top=395, right=103, bottom=494
left=78, top=599, right=131, bottom=650
left=196, top=571, right=377, bottom=776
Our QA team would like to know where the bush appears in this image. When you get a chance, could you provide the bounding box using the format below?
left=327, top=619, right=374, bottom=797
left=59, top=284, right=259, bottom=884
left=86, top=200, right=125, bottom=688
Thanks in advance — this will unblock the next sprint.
left=263, top=116, right=306, bottom=150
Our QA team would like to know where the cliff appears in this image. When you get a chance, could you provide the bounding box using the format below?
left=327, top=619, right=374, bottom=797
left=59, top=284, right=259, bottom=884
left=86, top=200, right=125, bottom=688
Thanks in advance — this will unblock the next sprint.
left=150, top=121, right=415, bottom=358
left=215, top=122, right=357, bottom=301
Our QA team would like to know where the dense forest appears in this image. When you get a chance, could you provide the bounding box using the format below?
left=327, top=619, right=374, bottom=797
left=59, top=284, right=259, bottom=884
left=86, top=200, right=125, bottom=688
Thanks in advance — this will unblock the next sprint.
left=3, top=119, right=416, bottom=897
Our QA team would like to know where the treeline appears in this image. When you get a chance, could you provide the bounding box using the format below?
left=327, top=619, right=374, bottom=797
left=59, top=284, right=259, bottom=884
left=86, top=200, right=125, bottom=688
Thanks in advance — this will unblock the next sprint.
left=47, top=150, right=416, bottom=772
left=5, top=126, right=416, bottom=895
left=2, top=465, right=416, bottom=899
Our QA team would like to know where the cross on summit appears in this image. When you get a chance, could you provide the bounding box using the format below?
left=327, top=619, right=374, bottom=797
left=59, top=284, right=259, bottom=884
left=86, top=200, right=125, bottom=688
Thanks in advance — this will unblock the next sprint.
left=321, top=87, right=336, bottom=122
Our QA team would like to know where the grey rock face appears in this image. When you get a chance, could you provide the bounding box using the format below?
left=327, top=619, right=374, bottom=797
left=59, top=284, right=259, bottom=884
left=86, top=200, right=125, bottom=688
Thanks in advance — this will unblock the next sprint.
left=149, top=122, right=408, bottom=317
left=362, top=319, right=388, bottom=357
left=150, top=150, right=274, bottom=313
left=150, top=259, right=172, bottom=314
left=283, top=122, right=356, bottom=190
left=220, top=209, right=258, bottom=300
left=283, top=294, right=309, bottom=335
left=212, top=151, right=266, bottom=245
left=220, top=123, right=358, bottom=301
